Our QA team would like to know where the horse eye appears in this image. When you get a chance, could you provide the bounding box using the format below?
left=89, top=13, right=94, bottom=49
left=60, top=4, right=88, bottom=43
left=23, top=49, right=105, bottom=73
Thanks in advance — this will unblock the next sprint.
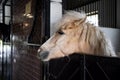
left=57, top=31, right=64, bottom=35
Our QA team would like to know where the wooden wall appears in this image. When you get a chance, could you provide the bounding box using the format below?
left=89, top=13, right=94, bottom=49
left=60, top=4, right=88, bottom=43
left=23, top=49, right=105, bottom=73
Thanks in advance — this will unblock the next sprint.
left=12, top=0, right=43, bottom=80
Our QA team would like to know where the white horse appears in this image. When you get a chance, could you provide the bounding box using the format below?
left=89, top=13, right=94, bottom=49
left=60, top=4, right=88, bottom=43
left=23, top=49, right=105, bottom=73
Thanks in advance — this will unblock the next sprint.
left=38, top=11, right=116, bottom=61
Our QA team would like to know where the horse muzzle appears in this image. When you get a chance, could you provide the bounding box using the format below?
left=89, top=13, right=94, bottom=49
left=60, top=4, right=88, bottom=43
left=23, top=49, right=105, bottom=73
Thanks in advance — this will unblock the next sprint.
left=37, top=48, right=49, bottom=61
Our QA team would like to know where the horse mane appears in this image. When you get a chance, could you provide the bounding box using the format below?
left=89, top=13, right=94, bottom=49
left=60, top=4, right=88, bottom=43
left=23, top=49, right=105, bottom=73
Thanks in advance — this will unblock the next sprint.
left=56, top=11, right=116, bottom=56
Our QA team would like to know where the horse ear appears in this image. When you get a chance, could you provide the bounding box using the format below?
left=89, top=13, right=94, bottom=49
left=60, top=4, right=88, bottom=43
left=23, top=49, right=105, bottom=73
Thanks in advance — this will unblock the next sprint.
left=75, top=16, right=87, bottom=25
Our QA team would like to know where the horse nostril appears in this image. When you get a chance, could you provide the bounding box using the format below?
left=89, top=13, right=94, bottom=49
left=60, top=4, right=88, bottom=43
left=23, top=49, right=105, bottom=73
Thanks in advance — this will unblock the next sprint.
left=39, top=51, right=49, bottom=60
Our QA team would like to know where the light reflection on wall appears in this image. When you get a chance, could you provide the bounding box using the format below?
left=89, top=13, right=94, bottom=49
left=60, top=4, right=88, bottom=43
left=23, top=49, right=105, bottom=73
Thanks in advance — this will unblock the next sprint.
left=0, top=40, right=11, bottom=59
left=0, top=40, right=2, bottom=58
left=87, top=14, right=98, bottom=26
left=3, top=44, right=11, bottom=58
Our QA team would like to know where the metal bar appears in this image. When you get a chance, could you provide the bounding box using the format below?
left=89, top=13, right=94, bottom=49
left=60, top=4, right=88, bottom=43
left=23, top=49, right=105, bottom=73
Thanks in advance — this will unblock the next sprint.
left=10, top=0, right=13, bottom=79
left=23, top=42, right=41, bottom=47
left=83, top=55, right=86, bottom=80
left=2, top=36, right=4, bottom=80
left=2, top=3, right=5, bottom=24
left=96, top=62, right=110, bottom=80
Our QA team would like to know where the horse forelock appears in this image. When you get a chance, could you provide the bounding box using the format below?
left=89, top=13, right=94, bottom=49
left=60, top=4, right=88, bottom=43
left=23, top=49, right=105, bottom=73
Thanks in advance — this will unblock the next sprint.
left=63, top=11, right=86, bottom=21
left=55, top=11, right=86, bottom=30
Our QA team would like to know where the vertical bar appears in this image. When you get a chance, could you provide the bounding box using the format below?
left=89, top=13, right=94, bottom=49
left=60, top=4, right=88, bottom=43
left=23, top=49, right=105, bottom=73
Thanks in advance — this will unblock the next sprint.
left=84, top=5, right=86, bottom=13
left=111, top=0, right=112, bottom=27
left=2, top=37, right=4, bottom=80
left=88, top=3, right=89, bottom=13
left=100, top=0, right=103, bottom=27
left=103, top=0, right=105, bottom=27
left=112, top=0, right=116, bottom=28
left=83, top=55, right=86, bottom=80
left=2, top=3, right=5, bottom=24
left=96, top=1, right=98, bottom=26
left=41, top=0, right=50, bottom=80
left=109, top=0, right=111, bottom=27
left=94, top=1, right=95, bottom=13
left=115, top=0, right=117, bottom=28
left=81, top=6, right=83, bottom=12
left=107, top=0, right=109, bottom=27
left=43, top=62, right=49, bottom=80
left=99, top=0, right=101, bottom=26
left=79, top=7, right=81, bottom=12
left=4, top=43, right=8, bottom=79
left=95, top=1, right=97, bottom=26
left=81, top=6, right=84, bottom=11
left=80, top=55, right=85, bottom=80
left=88, top=2, right=90, bottom=14
left=62, top=0, right=66, bottom=13
left=10, top=0, right=13, bottom=79
left=45, top=0, right=50, bottom=39
left=42, top=0, right=50, bottom=43
left=86, top=4, right=88, bottom=13
left=83, top=6, right=85, bottom=12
